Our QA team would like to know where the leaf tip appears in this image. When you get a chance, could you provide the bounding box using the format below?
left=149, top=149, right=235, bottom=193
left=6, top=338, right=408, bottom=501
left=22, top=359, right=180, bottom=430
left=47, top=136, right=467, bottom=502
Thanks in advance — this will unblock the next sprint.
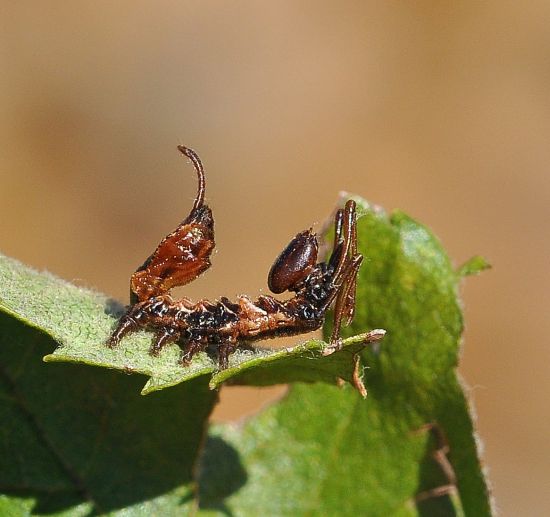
left=366, top=328, right=386, bottom=341
left=42, top=353, right=59, bottom=363
left=457, top=255, right=491, bottom=278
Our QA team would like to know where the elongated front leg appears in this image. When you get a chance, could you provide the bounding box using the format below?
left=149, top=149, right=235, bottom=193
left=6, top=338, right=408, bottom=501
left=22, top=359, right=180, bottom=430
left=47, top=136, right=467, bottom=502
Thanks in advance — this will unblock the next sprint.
left=330, top=255, right=363, bottom=345
left=324, top=200, right=363, bottom=347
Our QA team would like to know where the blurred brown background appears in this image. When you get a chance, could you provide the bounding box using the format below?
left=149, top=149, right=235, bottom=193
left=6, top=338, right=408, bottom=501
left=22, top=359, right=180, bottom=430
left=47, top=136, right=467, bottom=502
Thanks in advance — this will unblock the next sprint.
left=1, top=2, right=548, bottom=514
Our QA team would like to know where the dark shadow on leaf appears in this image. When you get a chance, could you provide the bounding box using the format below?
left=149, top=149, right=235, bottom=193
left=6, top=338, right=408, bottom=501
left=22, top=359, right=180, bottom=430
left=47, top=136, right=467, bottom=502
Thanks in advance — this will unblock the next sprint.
left=0, top=312, right=216, bottom=514
left=197, top=436, right=248, bottom=515
left=103, top=297, right=126, bottom=319
left=416, top=491, right=458, bottom=517
left=0, top=488, right=86, bottom=516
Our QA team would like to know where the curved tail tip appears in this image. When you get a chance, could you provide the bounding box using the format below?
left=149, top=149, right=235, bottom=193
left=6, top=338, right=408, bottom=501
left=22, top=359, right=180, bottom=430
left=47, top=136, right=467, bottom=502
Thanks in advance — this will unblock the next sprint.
left=177, top=144, right=193, bottom=157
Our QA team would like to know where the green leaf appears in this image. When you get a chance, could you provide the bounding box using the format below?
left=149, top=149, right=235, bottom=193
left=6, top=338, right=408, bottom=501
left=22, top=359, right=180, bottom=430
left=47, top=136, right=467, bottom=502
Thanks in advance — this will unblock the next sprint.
left=209, top=329, right=384, bottom=392
left=0, top=309, right=216, bottom=515
left=197, top=198, right=492, bottom=515
left=0, top=194, right=491, bottom=514
left=0, top=255, right=380, bottom=395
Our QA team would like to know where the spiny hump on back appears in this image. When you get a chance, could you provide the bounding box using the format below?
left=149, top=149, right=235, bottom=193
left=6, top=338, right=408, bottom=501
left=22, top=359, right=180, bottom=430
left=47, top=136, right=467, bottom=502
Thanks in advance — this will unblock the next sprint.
left=129, top=145, right=216, bottom=302
left=155, top=145, right=215, bottom=288
left=268, top=229, right=319, bottom=294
